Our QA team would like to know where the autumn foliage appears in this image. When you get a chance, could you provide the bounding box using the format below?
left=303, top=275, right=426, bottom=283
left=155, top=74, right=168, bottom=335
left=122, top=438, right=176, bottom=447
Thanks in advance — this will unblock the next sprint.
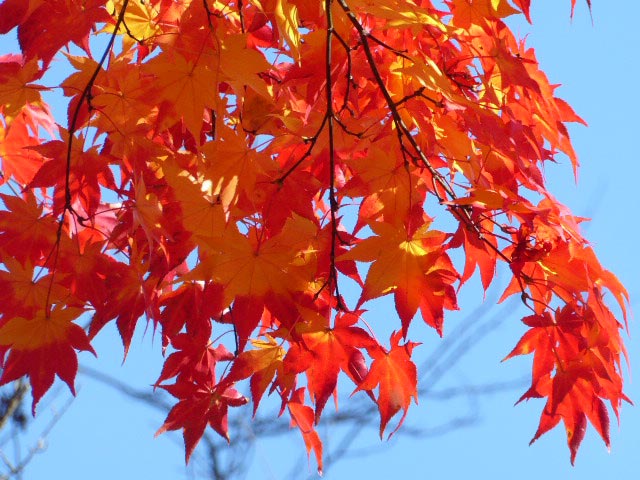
left=0, top=0, right=629, bottom=470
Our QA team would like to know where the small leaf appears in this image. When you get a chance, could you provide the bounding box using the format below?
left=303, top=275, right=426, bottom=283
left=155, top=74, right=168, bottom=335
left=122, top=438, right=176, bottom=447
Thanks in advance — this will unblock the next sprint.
left=355, top=331, right=419, bottom=438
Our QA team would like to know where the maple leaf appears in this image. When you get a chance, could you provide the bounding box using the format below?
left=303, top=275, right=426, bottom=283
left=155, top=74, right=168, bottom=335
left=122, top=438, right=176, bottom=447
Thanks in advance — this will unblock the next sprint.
left=143, top=49, right=220, bottom=136
left=451, top=0, right=519, bottom=28
left=0, top=0, right=31, bottom=34
left=219, top=34, right=273, bottom=100
left=0, top=306, right=95, bottom=413
left=343, top=144, right=420, bottom=225
left=0, top=0, right=628, bottom=469
left=156, top=378, right=248, bottom=463
left=0, top=193, right=58, bottom=264
left=29, top=134, right=116, bottom=216
left=226, top=335, right=285, bottom=414
left=104, top=0, right=162, bottom=45
left=66, top=50, right=157, bottom=143
left=0, top=257, right=52, bottom=318
left=504, top=305, right=628, bottom=464
left=55, top=237, right=116, bottom=308
left=194, top=213, right=320, bottom=307
left=0, top=55, right=45, bottom=119
left=0, top=104, right=54, bottom=185
left=284, top=310, right=377, bottom=422
left=155, top=320, right=233, bottom=387
left=157, top=282, right=226, bottom=348
left=287, top=388, right=323, bottom=475
left=159, top=156, right=228, bottom=243
left=531, top=369, right=611, bottom=465
left=88, top=255, right=154, bottom=355
left=199, top=125, right=271, bottom=211
left=342, top=220, right=459, bottom=335
left=485, top=22, right=542, bottom=94
left=354, top=331, right=419, bottom=438
left=17, top=0, right=110, bottom=66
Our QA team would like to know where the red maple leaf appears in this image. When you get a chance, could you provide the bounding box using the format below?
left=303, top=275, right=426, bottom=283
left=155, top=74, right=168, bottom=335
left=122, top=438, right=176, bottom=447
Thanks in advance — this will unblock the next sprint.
left=17, top=0, right=110, bottom=66
left=156, top=378, right=248, bottom=462
left=505, top=304, right=629, bottom=464
left=0, top=193, right=58, bottom=264
left=284, top=310, right=377, bottom=422
left=155, top=320, right=234, bottom=386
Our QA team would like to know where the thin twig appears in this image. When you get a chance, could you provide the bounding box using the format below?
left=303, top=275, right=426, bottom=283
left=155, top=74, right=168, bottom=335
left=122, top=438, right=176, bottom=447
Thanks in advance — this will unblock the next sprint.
left=0, top=382, right=27, bottom=433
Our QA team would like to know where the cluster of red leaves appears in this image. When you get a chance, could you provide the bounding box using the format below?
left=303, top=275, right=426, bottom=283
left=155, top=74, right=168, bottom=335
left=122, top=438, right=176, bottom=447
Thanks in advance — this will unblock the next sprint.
left=0, top=0, right=627, bottom=470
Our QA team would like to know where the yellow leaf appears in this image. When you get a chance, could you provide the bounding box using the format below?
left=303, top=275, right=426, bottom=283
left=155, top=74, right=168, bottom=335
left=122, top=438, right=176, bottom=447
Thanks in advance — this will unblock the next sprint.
left=0, top=57, right=46, bottom=119
left=219, top=34, right=272, bottom=99
left=105, top=0, right=162, bottom=45
left=274, top=0, right=301, bottom=62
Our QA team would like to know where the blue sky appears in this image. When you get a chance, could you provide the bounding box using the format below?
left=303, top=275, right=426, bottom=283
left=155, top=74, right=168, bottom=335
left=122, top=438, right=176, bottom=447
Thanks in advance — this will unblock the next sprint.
left=1, top=1, right=638, bottom=479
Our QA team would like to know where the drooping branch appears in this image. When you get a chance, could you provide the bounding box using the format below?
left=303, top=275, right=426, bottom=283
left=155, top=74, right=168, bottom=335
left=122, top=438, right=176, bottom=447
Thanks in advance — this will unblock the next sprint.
left=334, top=0, right=547, bottom=311
left=324, top=0, right=346, bottom=309
left=44, top=0, right=133, bottom=317
left=0, top=0, right=627, bottom=470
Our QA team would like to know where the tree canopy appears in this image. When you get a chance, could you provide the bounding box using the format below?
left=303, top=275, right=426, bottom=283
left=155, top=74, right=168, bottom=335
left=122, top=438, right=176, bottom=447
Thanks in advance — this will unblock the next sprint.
left=0, top=0, right=628, bottom=471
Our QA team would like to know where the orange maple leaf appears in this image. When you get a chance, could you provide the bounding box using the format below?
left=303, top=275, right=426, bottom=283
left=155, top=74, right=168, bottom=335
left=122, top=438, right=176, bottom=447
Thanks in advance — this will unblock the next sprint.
left=0, top=306, right=95, bottom=412
left=504, top=305, right=629, bottom=464
left=452, top=0, right=520, bottom=28
left=226, top=335, right=285, bottom=414
left=355, top=331, right=419, bottom=438
left=342, top=220, right=458, bottom=335
left=287, top=388, right=323, bottom=476
left=0, top=55, right=45, bottom=119
left=143, top=49, right=220, bottom=136
left=193, top=214, right=320, bottom=305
